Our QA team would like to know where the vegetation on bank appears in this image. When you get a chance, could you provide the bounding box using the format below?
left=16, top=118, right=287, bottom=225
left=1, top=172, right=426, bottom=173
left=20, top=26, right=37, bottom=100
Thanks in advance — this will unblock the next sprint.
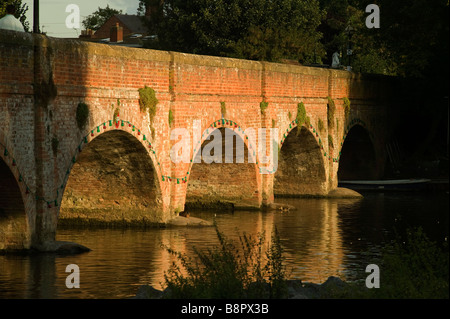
left=162, top=225, right=288, bottom=299
left=161, top=225, right=449, bottom=299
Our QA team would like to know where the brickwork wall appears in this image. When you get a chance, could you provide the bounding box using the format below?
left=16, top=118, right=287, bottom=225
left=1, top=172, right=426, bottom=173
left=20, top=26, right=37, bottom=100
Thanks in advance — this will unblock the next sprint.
left=0, top=30, right=395, bottom=248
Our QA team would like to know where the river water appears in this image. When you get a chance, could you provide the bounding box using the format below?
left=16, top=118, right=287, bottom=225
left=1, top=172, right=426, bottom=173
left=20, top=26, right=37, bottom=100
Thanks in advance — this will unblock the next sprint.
left=0, top=191, right=448, bottom=299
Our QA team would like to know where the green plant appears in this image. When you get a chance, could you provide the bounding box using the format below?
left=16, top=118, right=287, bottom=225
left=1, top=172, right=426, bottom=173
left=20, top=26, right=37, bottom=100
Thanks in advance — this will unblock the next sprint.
left=138, top=86, right=159, bottom=123
left=371, top=227, right=449, bottom=299
left=343, top=97, right=351, bottom=118
left=328, top=134, right=334, bottom=149
left=162, top=225, right=288, bottom=299
left=318, top=118, right=324, bottom=132
left=113, top=108, right=120, bottom=123
left=295, top=102, right=310, bottom=135
left=272, top=118, right=276, bottom=128
left=260, top=101, right=269, bottom=115
left=327, top=97, right=335, bottom=129
left=220, top=101, right=227, bottom=117
left=168, top=108, right=174, bottom=127
left=288, top=111, right=292, bottom=120
left=76, top=102, right=89, bottom=130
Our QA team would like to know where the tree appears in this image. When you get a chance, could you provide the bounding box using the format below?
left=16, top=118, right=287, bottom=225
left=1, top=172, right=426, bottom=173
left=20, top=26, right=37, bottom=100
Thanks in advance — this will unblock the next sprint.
left=137, top=0, right=165, bottom=35
left=143, top=0, right=325, bottom=63
left=0, top=0, right=30, bottom=32
left=82, top=4, right=122, bottom=31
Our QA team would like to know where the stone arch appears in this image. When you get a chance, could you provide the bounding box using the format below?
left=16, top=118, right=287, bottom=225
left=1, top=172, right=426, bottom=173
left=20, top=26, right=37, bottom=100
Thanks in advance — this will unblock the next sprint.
left=274, top=124, right=328, bottom=197
left=59, top=127, right=165, bottom=225
left=0, top=151, right=29, bottom=250
left=185, top=121, right=261, bottom=210
left=337, top=124, right=377, bottom=180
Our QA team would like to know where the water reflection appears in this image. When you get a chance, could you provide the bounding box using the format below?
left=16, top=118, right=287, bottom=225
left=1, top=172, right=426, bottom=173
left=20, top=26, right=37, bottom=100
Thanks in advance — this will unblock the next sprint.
left=0, top=192, right=448, bottom=299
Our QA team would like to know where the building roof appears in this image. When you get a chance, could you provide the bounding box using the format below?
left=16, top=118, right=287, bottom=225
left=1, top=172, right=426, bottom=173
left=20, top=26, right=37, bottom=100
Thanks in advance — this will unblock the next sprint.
left=114, top=14, right=148, bottom=35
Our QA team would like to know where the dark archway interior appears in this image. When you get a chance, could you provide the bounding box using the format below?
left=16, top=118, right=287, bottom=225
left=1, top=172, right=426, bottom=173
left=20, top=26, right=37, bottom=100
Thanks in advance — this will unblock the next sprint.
left=338, top=125, right=377, bottom=180
left=0, top=158, right=28, bottom=250
left=186, top=127, right=259, bottom=209
left=274, top=126, right=327, bottom=197
left=60, top=130, right=160, bottom=219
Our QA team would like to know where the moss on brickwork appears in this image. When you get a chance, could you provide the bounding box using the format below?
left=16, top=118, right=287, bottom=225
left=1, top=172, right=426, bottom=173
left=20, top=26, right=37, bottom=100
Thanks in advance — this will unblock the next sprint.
left=295, top=102, right=310, bottom=135
left=220, top=101, right=227, bottom=117
left=35, top=71, right=57, bottom=109
left=318, top=118, right=325, bottom=132
left=76, top=102, right=89, bottom=130
left=113, top=108, right=120, bottom=123
left=328, top=134, right=334, bottom=149
left=139, top=86, right=158, bottom=121
left=260, top=101, right=269, bottom=115
left=343, top=97, right=351, bottom=118
left=168, top=108, right=174, bottom=127
left=327, top=97, right=336, bottom=129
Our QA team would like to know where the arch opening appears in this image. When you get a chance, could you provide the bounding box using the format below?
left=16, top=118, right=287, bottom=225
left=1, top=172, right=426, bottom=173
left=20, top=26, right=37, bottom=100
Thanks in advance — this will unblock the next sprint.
left=186, top=127, right=260, bottom=210
left=59, top=130, right=162, bottom=225
left=0, top=157, right=28, bottom=250
left=338, top=125, right=377, bottom=181
left=274, top=126, right=327, bottom=197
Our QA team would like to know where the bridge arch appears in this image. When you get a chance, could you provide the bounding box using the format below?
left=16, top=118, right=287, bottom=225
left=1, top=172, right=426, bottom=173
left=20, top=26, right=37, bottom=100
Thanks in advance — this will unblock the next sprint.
left=59, top=124, right=165, bottom=225
left=0, top=146, right=30, bottom=250
left=274, top=122, right=328, bottom=197
left=337, top=123, right=377, bottom=181
left=185, top=120, right=262, bottom=210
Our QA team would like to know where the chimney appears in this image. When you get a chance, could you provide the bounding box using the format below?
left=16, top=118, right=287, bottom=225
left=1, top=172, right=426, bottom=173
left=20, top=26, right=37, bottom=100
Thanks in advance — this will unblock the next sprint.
left=110, top=22, right=123, bottom=43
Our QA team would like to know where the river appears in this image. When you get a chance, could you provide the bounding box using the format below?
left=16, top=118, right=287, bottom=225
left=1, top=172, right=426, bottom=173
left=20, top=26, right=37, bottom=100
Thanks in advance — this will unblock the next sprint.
left=0, top=191, right=448, bottom=299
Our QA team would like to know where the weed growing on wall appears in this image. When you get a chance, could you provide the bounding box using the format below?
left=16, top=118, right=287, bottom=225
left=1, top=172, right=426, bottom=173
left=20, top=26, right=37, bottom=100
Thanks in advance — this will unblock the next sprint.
left=327, top=97, right=336, bottom=129
left=139, top=86, right=159, bottom=138
left=296, top=102, right=310, bottom=135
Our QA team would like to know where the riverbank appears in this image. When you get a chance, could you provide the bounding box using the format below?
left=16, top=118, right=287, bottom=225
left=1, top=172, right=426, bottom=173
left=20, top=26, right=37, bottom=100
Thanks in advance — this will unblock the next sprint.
left=133, top=276, right=361, bottom=299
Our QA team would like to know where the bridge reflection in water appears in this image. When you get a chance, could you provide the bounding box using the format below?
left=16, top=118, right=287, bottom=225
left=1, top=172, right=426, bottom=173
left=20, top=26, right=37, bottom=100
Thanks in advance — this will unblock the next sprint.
left=0, top=195, right=377, bottom=298
left=1, top=191, right=447, bottom=298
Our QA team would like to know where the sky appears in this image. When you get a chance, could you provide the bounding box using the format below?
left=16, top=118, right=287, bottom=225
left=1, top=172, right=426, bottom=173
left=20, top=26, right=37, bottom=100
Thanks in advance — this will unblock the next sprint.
left=22, top=0, right=140, bottom=38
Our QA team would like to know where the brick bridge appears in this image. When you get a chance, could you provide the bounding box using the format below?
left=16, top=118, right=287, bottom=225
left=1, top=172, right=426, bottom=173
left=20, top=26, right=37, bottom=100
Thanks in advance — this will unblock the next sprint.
left=1, top=30, right=399, bottom=251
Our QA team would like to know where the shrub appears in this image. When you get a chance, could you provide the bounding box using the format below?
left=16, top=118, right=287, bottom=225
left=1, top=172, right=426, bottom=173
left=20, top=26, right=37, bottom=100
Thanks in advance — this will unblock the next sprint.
left=162, top=225, right=288, bottom=299
left=372, top=227, right=449, bottom=299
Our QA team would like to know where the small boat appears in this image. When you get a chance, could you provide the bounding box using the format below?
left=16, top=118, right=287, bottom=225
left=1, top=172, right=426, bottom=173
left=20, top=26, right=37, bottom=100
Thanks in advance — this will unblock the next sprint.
left=338, top=178, right=432, bottom=191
